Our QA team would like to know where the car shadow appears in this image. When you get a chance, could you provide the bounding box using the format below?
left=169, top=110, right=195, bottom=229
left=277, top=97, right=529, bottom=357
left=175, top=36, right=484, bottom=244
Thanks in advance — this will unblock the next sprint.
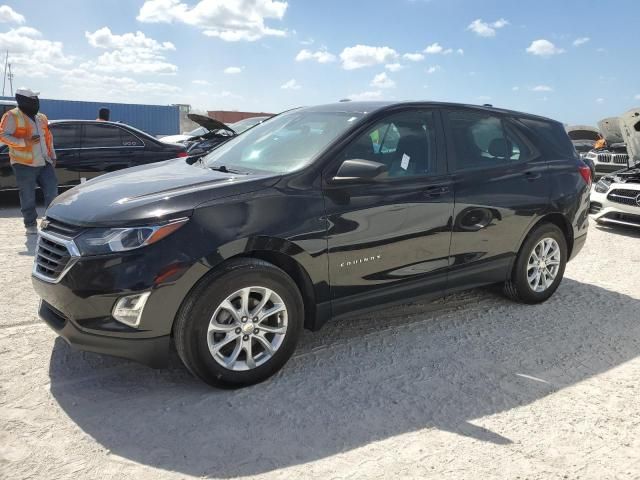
left=594, top=224, right=640, bottom=239
left=48, top=279, right=640, bottom=478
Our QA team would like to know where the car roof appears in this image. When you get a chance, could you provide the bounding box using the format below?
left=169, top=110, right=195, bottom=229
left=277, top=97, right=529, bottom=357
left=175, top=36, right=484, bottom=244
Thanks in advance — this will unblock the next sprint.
left=302, top=101, right=560, bottom=124
left=48, top=119, right=157, bottom=139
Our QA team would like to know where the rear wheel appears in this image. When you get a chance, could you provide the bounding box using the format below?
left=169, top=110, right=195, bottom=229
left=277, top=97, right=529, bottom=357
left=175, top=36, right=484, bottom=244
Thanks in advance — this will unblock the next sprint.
left=174, top=259, right=304, bottom=388
left=504, top=223, right=567, bottom=303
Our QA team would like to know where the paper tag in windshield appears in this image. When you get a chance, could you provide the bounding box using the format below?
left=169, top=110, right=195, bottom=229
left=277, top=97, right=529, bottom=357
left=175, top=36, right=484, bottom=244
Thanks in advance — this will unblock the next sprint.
left=401, top=154, right=410, bottom=170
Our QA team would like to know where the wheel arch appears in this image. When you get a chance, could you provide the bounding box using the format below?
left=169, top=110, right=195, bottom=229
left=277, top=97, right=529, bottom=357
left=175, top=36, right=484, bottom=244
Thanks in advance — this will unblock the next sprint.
left=518, top=213, right=574, bottom=259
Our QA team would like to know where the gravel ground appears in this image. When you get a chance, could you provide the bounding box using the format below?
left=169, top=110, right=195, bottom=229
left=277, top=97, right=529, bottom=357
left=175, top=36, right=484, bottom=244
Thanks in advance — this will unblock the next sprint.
left=1, top=198, right=639, bottom=480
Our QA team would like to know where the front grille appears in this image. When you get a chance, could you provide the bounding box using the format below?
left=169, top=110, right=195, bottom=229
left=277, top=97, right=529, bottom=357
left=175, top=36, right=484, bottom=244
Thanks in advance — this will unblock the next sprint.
left=41, top=217, right=84, bottom=238
left=596, top=152, right=629, bottom=166
left=607, top=189, right=640, bottom=206
left=33, top=232, right=79, bottom=283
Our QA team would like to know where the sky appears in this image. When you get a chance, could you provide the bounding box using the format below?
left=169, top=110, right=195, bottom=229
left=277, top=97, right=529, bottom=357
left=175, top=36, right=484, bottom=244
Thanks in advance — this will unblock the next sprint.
left=0, top=0, right=638, bottom=125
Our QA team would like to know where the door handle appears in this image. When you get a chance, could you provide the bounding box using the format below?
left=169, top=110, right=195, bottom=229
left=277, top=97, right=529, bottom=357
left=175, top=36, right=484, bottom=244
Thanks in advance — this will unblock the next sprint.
left=525, top=171, right=542, bottom=181
left=423, top=185, right=450, bottom=198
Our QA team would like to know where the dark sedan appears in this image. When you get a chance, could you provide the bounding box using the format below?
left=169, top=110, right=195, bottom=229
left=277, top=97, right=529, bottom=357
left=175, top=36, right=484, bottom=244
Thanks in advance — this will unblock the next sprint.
left=0, top=120, right=187, bottom=191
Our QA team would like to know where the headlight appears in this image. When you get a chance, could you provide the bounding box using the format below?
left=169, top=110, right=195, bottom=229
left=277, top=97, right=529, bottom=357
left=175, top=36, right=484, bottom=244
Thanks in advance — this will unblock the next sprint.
left=76, top=218, right=189, bottom=255
left=594, top=180, right=610, bottom=194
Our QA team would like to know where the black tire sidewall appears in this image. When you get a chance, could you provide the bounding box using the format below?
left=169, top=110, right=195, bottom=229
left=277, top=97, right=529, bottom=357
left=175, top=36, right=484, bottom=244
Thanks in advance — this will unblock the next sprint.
left=180, top=262, right=303, bottom=387
left=513, top=224, right=567, bottom=303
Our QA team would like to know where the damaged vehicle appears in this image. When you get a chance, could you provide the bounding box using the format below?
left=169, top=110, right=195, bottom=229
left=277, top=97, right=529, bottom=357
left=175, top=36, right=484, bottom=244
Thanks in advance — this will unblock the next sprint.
left=584, top=117, right=630, bottom=177
left=619, top=107, right=640, bottom=167
left=590, top=164, right=640, bottom=228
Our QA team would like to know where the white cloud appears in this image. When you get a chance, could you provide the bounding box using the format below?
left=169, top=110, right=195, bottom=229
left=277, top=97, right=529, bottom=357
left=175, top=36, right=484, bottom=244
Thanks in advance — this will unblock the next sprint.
left=370, top=72, right=395, bottom=89
left=281, top=78, right=301, bottom=90
left=596, top=98, right=604, bottom=104
left=0, top=27, right=73, bottom=78
left=295, top=48, right=336, bottom=63
left=348, top=90, right=382, bottom=101
left=512, top=86, right=520, bottom=91
left=137, top=0, right=288, bottom=42
left=340, top=44, right=398, bottom=70
left=192, top=79, right=211, bottom=85
left=85, top=27, right=177, bottom=74
left=635, top=94, right=640, bottom=100
left=385, top=63, right=403, bottom=72
left=0, top=4, right=24, bottom=24
left=467, top=18, right=509, bottom=37
left=531, top=85, right=553, bottom=92
left=61, top=68, right=180, bottom=100
left=403, top=52, right=424, bottom=62
left=526, top=39, right=565, bottom=57
left=426, top=65, right=441, bottom=74
left=456, top=48, right=464, bottom=55
left=223, top=66, right=243, bottom=74
left=423, top=42, right=454, bottom=55
left=573, top=37, right=590, bottom=47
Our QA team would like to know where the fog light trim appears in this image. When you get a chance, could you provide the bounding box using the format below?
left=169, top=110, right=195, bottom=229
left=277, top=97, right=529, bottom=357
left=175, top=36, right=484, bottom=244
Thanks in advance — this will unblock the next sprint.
left=112, top=292, right=151, bottom=328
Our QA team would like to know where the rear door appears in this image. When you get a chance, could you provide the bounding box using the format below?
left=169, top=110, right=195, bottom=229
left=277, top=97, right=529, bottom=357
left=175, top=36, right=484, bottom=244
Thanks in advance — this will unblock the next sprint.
left=77, top=123, right=145, bottom=181
left=323, top=108, right=454, bottom=314
left=443, top=109, right=549, bottom=288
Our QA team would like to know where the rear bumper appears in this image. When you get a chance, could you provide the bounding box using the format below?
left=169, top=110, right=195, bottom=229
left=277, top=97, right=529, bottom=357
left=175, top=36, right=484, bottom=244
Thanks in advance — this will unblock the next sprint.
left=39, top=300, right=170, bottom=368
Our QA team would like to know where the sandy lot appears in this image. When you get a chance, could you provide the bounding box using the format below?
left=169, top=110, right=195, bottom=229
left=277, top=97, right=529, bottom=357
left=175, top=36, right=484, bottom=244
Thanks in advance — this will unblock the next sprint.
left=0, top=199, right=639, bottom=480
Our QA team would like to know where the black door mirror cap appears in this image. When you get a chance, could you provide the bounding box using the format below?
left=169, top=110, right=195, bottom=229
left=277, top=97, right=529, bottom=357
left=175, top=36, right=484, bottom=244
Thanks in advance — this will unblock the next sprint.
left=332, top=159, right=388, bottom=183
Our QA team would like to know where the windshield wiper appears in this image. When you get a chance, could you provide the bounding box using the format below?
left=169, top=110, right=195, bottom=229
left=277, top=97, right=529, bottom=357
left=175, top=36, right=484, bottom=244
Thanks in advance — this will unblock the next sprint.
left=209, top=165, right=247, bottom=175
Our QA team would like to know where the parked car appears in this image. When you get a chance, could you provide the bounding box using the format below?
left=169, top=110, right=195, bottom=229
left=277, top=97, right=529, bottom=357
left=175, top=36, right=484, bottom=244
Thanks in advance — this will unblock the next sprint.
left=0, top=120, right=187, bottom=190
left=0, top=98, right=17, bottom=116
left=583, top=117, right=630, bottom=177
left=565, top=124, right=599, bottom=178
left=590, top=164, right=640, bottom=228
left=619, top=107, right=640, bottom=167
left=32, top=101, right=591, bottom=388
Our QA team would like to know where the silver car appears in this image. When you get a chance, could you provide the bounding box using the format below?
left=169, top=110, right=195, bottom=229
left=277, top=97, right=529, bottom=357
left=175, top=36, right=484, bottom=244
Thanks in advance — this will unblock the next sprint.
left=590, top=164, right=640, bottom=228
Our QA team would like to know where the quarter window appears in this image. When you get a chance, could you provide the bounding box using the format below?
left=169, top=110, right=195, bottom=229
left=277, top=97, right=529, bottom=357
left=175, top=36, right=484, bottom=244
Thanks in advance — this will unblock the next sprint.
left=341, top=111, right=436, bottom=178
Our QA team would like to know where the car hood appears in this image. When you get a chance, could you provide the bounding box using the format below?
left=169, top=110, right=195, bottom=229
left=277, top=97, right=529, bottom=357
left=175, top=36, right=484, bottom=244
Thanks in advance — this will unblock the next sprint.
left=597, top=117, right=624, bottom=144
left=47, top=159, right=279, bottom=226
left=187, top=113, right=235, bottom=134
left=566, top=125, right=600, bottom=141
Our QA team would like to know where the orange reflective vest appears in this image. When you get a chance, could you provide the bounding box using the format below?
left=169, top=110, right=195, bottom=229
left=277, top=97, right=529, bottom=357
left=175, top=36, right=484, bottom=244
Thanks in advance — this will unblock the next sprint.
left=0, top=108, right=55, bottom=165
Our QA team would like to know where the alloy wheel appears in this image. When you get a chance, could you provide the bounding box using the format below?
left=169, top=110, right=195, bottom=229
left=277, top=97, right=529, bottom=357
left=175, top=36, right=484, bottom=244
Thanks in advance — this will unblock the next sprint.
left=526, top=237, right=561, bottom=293
left=206, top=286, right=288, bottom=371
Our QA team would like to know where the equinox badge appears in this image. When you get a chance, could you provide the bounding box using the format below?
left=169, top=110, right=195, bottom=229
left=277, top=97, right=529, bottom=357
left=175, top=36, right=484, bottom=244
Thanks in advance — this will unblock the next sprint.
left=340, top=254, right=382, bottom=268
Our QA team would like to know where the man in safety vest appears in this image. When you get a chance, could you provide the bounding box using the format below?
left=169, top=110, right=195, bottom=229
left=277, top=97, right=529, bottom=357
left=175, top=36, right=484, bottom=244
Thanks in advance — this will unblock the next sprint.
left=0, top=88, right=58, bottom=234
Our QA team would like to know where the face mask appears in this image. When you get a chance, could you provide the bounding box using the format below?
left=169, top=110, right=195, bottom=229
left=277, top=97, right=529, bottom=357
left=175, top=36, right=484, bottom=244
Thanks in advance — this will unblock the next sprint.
left=16, top=94, right=40, bottom=118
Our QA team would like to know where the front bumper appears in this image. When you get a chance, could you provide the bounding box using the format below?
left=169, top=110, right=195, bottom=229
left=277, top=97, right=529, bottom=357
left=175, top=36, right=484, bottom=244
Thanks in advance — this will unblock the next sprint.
left=590, top=189, right=640, bottom=228
left=39, top=301, right=170, bottom=367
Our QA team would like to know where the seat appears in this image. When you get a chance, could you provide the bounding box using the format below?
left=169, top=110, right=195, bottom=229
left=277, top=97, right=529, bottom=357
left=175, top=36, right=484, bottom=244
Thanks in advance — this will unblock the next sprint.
left=389, top=134, right=429, bottom=176
left=488, top=138, right=513, bottom=161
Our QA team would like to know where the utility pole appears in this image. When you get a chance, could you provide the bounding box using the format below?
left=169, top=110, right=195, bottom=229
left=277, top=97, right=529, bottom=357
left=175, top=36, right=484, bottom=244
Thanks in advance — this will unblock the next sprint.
left=7, top=63, right=14, bottom=96
left=2, top=51, right=8, bottom=97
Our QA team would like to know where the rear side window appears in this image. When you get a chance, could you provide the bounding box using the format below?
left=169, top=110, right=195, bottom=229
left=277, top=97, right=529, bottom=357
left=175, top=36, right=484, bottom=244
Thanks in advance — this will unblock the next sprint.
left=50, top=124, right=80, bottom=149
left=446, top=110, right=539, bottom=170
left=83, top=124, right=122, bottom=148
left=518, top=117, right=577, bottom=159
left=120, top=129, right=143, bottom=147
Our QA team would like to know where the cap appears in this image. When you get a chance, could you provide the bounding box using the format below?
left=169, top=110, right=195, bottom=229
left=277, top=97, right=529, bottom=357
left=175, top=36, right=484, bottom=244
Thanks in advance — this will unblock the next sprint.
left=15, top=88, right=40, bottom=98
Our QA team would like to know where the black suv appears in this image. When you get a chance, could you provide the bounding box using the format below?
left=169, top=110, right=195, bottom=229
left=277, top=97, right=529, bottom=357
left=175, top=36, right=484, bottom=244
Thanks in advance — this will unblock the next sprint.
left=0, top=120, right=186, bottom=190
left=32, top=102, right=591, bottom=388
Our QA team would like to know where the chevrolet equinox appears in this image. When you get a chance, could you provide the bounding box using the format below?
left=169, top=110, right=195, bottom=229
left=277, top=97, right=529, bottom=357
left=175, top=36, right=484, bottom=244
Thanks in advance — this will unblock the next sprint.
left=33, top=102, right=591, bottom=388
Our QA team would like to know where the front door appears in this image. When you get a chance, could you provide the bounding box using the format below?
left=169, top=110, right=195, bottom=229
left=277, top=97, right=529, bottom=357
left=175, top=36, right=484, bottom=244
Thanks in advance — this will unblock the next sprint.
left=49, top=123, right=80, bottom=187
left=323, top=109, right=454, bottom=315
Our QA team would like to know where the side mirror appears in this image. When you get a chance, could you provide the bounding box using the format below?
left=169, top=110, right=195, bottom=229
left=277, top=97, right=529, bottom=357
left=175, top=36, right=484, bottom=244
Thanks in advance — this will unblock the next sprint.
left=332, top=159, right=388, bottom=183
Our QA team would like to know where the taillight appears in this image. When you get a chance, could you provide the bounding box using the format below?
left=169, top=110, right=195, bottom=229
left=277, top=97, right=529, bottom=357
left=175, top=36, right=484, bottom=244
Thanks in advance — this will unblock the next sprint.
left=177, top=151, right=188, bottom=158
left=578, top=163, right=591, bottom=185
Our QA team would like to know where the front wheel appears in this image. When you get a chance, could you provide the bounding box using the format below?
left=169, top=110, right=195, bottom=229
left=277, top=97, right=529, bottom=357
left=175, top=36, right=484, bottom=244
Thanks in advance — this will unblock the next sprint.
left=504, top=223, right=568, bottom=304
left=174, top=259, right=304, bottom=388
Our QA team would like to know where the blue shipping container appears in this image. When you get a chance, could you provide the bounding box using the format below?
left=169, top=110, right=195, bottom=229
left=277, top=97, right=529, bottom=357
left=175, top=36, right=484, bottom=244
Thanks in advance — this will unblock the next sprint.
left=0, top=97, right=179, bottom=136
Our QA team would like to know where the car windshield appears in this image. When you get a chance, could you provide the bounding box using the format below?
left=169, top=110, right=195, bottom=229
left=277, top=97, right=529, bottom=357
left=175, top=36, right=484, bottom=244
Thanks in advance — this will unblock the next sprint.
left=202, top=110, right=362, bottom=173
left=229, top=117, right=268, bottom=134
left=187, top=126, right=208, bottom=136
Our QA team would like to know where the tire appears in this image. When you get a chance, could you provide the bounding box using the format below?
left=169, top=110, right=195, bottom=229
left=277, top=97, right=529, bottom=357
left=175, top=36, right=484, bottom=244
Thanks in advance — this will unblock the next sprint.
left=503, top=223, right=568, bottom=304
left=173, top=258, right=304, bottom=388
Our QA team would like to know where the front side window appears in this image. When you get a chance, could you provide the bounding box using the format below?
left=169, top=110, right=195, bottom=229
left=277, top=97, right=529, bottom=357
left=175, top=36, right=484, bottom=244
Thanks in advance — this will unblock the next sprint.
left=203, top=110, right=362, bottom=174
left=341, top=110, right=436, bottom=178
